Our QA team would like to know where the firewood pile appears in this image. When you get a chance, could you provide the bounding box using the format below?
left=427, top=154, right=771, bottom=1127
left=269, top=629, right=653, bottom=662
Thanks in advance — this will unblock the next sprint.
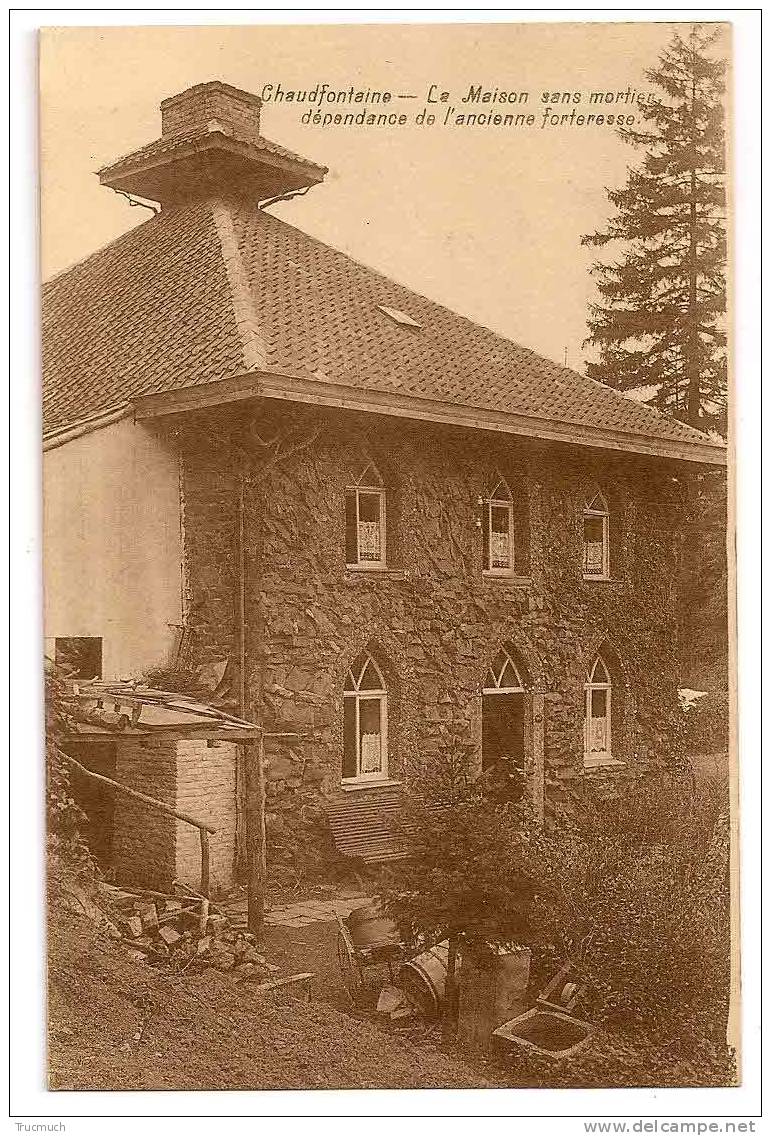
left=99, top=882, right=282, bottom=984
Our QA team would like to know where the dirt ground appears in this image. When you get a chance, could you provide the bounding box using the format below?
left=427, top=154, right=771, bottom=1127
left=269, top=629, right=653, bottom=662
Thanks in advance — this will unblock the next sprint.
left=47, top=887, right=734, bottom=1092
left=47, top=899, right=495, bottom=1091
left=261, top=915, right=395, bottom=1012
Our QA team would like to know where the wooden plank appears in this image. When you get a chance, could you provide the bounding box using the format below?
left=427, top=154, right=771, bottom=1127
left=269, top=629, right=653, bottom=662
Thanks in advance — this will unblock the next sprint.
left=75, top=685, right=258, bottom=729
left=250, top=972, right=315, bottom=995
left=327, top=787, right=409, bottom=862
left=69, top=725, right=258, bottom=742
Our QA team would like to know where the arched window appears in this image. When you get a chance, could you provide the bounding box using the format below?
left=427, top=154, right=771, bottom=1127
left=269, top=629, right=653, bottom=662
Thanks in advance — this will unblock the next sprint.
left=483, top=477, right=514, bottom=572
left=584, top=654, right=612, bottom=765
left=346, top=462, right=386, bottom=568
left=583, top=487, right=610, bottom=579
left=343, top=652, right=388, bottom=781
left=481, top=474, right=530, bottom=575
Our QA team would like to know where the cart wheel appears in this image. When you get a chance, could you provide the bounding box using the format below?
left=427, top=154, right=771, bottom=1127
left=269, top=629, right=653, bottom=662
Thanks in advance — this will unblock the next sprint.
left=337, top=930, right=365, bottom=1005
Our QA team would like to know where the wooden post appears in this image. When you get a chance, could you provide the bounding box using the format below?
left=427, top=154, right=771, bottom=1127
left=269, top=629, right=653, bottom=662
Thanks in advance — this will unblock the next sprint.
left=198, top=897, right=210, bottom=936
left=245, top=720, right=266, bottom=938
left=199, top=827, right=210, bottom=899
left=443, top=932, right=460, bottom=1042
left=258, top=728, right=267, bottom=874
left=531, top=690, right=546, bottom=826
left=234, top=745, right=248, bottom=881
left=237, top=471, right=247, bottom=717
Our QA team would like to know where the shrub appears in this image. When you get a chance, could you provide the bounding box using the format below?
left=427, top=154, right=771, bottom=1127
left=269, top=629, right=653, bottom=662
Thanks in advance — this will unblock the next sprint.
left=531, top=772, right=731, bottom=1043
left=382, top=743, right=542, bottom=1034
left=681, top=690, right=729, bottom=755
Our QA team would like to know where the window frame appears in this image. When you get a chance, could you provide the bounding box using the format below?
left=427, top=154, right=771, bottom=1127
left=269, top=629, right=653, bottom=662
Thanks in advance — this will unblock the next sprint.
left=582, top=488, right=610, bottom=580
left=342, top=654, right=389, bottom=783
left=483, top=647, right=525, bottom=694
left=483, top=477, right=516, bottom=577
left=583, top=655, right=613, bottom=768
left=346, top=464, right=387, bottom=569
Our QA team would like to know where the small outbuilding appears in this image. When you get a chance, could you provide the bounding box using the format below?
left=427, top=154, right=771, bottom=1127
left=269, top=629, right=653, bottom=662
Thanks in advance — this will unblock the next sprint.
left=64, top=681, right=258, bottom=893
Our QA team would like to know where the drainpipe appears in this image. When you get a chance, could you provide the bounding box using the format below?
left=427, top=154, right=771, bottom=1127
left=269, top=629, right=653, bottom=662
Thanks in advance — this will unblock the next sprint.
left=237, top=469, right=247, bottom=718
left=236, top=459, right=270, bottom=936
left=235, top=465, right=249, bottom=888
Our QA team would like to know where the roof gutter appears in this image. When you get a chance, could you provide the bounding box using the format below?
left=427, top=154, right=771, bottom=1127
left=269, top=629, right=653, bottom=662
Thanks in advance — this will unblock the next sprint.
left=132, top=369, right=726, bottom=467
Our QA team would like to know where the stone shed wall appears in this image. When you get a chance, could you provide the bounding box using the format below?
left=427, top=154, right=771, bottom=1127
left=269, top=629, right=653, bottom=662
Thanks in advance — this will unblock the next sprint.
left=112, top=735, right=237, bottom=893
left=175, top=401, right=688, bottom=865
left=175, top=739, right=238, bottom=892
left=113, top=737, right=178, bottom=889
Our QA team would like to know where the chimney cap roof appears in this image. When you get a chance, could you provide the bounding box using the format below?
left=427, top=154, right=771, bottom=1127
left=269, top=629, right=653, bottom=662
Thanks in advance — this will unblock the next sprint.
left=97, top=79, right=327, bottom=206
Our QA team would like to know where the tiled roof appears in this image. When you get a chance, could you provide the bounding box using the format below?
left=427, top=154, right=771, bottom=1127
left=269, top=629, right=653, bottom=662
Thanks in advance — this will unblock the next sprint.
left=232, top=207, right=715, bottom=448
left=42, top=201, right=244, bottom=431
left=98, top=126, right=326, bottom=180
left=42, top=197, right=721, bottom=456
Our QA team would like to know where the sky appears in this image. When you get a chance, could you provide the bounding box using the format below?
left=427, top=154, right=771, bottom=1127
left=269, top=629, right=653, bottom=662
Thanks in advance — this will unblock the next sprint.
left=39, top=19, right=728, bottom=372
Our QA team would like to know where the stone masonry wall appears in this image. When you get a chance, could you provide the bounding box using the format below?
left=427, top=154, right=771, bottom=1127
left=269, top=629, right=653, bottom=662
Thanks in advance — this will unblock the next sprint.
left=175, top=400, right=688, bottom=867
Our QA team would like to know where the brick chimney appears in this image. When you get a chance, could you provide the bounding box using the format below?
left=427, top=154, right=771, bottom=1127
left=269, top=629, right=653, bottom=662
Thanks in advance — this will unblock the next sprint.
left=98, top=80, right=326, bottom=208
left=160, top=82, right=262, bottom=143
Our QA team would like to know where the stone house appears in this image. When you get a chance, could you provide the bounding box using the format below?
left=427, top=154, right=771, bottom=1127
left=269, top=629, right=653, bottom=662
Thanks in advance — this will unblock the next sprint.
left=43, top=82, right=725, bottom=878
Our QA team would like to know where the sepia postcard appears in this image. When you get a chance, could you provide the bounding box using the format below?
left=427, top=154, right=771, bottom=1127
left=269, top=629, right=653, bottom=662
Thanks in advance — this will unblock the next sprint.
left=15, top=12, right=757, bottom=1119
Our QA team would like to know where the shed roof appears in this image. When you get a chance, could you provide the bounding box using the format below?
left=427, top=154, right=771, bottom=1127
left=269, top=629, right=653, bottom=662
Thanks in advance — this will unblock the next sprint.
left=68, top=680, right=259, bottom=738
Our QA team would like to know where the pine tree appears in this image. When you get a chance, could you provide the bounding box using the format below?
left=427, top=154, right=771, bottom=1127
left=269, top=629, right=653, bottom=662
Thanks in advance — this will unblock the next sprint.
left=582, top=26, right=727, bottom=431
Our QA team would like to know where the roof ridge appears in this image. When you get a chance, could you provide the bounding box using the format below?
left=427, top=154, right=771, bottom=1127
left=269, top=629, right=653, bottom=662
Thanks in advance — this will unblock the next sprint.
left=42, top=199, right=247, bottom=432
left=210, top=198, right=269, bottom=371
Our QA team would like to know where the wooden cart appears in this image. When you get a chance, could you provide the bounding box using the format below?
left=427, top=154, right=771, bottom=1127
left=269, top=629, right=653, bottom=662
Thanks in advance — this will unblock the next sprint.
left=335, top=903, right=404, bottom=1006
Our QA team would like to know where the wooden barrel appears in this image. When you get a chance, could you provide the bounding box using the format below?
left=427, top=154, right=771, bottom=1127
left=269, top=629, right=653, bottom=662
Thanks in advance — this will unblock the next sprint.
left=399, top=941, right=459, bottom=1019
